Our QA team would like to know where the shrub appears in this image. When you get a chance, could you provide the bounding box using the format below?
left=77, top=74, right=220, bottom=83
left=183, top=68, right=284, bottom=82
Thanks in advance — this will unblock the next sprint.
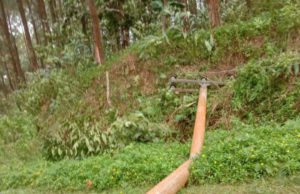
left=44, top=111, right=170, bottom=160
left=232, top=53, right=300, bottom=121
left=190, top=120, right=300, bottom=184
left=0, top=112, right=41, bottom=163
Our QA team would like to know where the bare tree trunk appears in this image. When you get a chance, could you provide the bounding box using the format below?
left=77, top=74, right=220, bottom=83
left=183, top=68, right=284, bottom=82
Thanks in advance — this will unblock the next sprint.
left=86, top=0, right=105, bottom=65
left=189, top=0, right=197, bottom=15
left=48, top=0, right=57, bottom=24
left=17, top=0, right=39, bottom=71
left=0, top=47, right=15, bottom=90
left=0, top=74, right=8, bottom=96
left=162, top=0, right=169, bottom=32
left=121, top=26, right=130, bottom=48
left=0, top=1, right=26, bottom=84
left=181, top=0, right=189, bottom=33
left=37, top=0, right=51, bottom=44
left=26, top=0, right=45, bottom=68
left=116, top=28, right=121, bottom=51
left=3, top=63, right=14, bottom=90
left=9, top=19, right=26, bottom=82
left=26, top=0, right=40, bottom=44
left=207, top=0, right=220, bottom=28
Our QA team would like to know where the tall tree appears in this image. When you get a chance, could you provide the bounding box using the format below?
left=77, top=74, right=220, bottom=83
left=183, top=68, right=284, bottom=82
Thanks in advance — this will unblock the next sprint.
left=17, top=0, right=39, bottom=71
left=0, top=0, right=26, bottom=83
left=207, top=0, right=220, bottom=28
left=86, top=0, right=105, bottom=64
left=37, top=0, right=51, bottom=43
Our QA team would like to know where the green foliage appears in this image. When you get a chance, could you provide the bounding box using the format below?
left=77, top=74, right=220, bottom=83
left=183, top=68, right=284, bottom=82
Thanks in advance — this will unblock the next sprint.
left=190, top=120, right=300, bottom=184
left=108, top=112, right=169, bottom=146
left=138, top=3, right=300, bottom=66
left=233, top=53, right=300, bottom=121
left=45, top=111, right=170, bottom=161
left=1, top=120, right=299, bottom=191
left=15, top=69, right=82, bottom=115
left=0, top=142, right=188, bottom=191
left=0, top=112, right=41, bottom=164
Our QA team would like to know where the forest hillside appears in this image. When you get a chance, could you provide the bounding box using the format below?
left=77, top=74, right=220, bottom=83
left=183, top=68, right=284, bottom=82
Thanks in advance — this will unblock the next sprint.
left=0, top=0, right=299, bottom=193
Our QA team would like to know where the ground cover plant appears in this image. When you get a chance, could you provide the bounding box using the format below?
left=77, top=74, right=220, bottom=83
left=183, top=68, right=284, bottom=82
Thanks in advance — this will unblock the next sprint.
left=1, top=120, right=299, bottom=191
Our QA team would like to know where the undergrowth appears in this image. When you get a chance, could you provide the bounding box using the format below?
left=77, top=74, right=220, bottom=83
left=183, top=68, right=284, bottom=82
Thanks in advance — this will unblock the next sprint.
left=0, top=120, right=299, bottom=191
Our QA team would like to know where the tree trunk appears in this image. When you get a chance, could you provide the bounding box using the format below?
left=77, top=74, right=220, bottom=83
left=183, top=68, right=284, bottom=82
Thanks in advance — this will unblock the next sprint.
left=8, top=18, right=26, bottom=83
left=3, top=63, right=14, bottom=90
left=189, top=0, right=197, bottom=15
left=86, top=0, right=105, bottom=65
left=26, top=0, right=40, bottom=44
left=17, top=0, right=39, bottom=71
left=37, top=0, right=51, bottom=44
left=162, top=0, right=169, bottom=32
left=181, top=0, right=189, bottom=33
left=122, top=26, right=130, bottom=48
left=0, top=46, right=15, bottom=90
left=48, top=0, right=57, bottom=24
left=26, top=0, right=45, bottom=68
left=0, top=1, right=26, bottom=84
left=207, top=0, right=220, bottom=28
left=115, top=29, right=121, bottom=51
left=0, top=75, right=8, bottom=96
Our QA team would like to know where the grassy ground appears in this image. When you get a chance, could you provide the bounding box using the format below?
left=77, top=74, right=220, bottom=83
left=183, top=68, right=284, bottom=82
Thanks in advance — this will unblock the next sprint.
left=2, top=174, right=299, bottom=194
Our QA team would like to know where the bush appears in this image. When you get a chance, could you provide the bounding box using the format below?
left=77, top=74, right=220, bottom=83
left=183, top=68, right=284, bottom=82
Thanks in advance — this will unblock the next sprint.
left=44, top=111, right=170, bottom=161
left=0, top=112, right=41, bottom=164
left=232, top=53, right=300, bottom=121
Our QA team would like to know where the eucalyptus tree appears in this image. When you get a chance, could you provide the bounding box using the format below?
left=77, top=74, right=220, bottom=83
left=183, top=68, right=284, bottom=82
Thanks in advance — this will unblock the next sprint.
left=207, top=0, right=220, bottom=27
left=0, top=0, right=25, bottom=84
left=17, top=0, right=39, bottom=71
left=86, top=0, right=105, bottom=64
left=37, top=0, right=51, bottom=44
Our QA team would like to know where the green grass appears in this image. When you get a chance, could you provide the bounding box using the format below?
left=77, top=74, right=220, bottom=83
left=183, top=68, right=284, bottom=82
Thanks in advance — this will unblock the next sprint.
left=1, top=174, right=299, bottom=194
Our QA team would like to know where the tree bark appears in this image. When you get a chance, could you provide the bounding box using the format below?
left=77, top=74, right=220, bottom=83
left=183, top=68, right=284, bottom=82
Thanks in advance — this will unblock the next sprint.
left=162, top=0, right=169, bottom=32
left=3, top=63, right=14, bottom=90
left=17, top=0, right=39, bottom=71
left=86, top=0, right=105, bottom=65
left=121, top=26, right=130, bottom=48
left=48, top=0, right=57, bottom=24
left=181, top=0, right=189, bottom=33
left=0, top=72, right=8, bottom=96
left=37, top=0, right=51, bottom=44
left=207, top=0, right=221, bottom=28
left=26, top=0, right=40, bottom=44
left=26, top=0, right=45, bottom=68
left=189, top=0, right=197, bottom=15
left=0, top=1, right=26, bottom=84
left=0, top=44, right=15, bottom=90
